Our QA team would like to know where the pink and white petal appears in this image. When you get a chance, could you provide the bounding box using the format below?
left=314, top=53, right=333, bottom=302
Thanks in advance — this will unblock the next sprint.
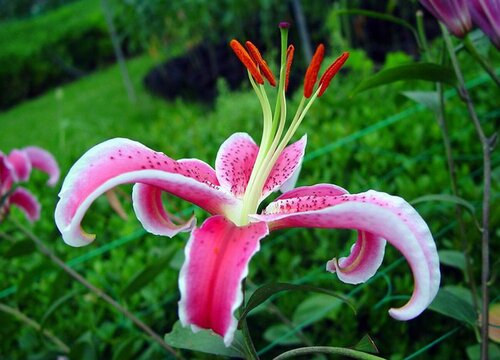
left=0, top=153, right=15, bottom=192
left=7, top=150, right=31, bottom=182
left=10, top=187, right=41, bottom=222
left=253, top=189, right=440, bottom=321
left=55, top=138, right=239, bottom=247
left=132, top=183, right=196, bottom=237
left=277, top=184, right=348, bottom=201
left=326, top=231, right=386, bottom=284
left=22, top=146, right=60, bottom=186
left=177, top=159, right=220, bottom=186
left=262, top=135, right=307, bottom=199
left=178, top=216, right=268, bottom=346
left=215, top=133, right=258, bottom=198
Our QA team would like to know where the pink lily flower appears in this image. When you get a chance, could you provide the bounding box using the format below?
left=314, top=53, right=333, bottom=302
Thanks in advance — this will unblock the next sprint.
left=420, top=0, right=473, bottom=37
left=469, top=0, right=500, bottom=49
left=0, top=146, right=60, bottom=223
left=55, top=24, right=440, bottom=346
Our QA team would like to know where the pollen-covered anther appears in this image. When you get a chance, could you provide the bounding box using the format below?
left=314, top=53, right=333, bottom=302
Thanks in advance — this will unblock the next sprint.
left=318, top=52, right=349, bottom=97
left=245, top=41, right=276, bottom=87
left=303, top=44, right=325, bottom=98
left=230, top=39, right=264, bottom=85
left=285, top=45, right=295, bottom=92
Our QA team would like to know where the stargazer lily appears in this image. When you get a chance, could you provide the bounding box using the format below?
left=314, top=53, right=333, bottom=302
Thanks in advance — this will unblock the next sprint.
left=0, top=146, right=60, bottom=223
left=55, top=23, right=440, bottom=346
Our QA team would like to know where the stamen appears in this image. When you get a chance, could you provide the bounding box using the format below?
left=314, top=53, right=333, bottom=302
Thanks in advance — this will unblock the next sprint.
left=318, top=52, right=349, bottom=97
left=245, top=41, right=277, bottom=87
left=285, top=45, right=295, bottom=92
left=303, top=44, right=325, bottom=98
left=230, top=39, right=264, bottom=85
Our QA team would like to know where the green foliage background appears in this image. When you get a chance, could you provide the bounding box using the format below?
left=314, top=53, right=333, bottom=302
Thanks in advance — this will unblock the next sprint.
left=0, top=0, right=498, bottom=359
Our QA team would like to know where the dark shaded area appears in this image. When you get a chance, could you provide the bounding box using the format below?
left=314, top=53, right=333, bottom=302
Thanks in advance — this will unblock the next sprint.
left=144, top=42, right=246, bottom=103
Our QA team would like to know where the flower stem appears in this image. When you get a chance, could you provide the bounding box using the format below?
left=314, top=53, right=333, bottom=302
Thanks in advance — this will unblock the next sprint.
left=240, top=280, right=260, bottom=360
left=272, top=346, right=385, bottom=360
left=9, top=220, right=181, bottom=358
left=441, top=25, right=493, bottom=360
left=463, top=35, right=500, bottom=88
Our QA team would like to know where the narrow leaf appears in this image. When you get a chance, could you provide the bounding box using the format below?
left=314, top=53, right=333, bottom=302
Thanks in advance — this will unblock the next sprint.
left=429, top=288, right=477, bottom=326
left=239, top=283, right=355, bottom=323
left=40, top=289, right=81, bottom=328
left=438, top=250, right=466, bottom=272
left=164, top=321, right=245, bottom=358
left=401, top=91, right=439, bottom=114
left=353, top=335, right=379, bottom=354
left=411, top=194, right=480, bottom=228
left=352, top=63, right=456, bottom=95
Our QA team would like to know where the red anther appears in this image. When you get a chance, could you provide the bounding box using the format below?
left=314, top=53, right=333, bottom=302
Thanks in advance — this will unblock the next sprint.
left=303, top=44, right=325, bottom=98
left=285, top=45, right=295, bottom=92
left=245, top=41, right=277, bottom=87
left=230, top=39, right=264, bottom=85
left=318, top=52, right=349, bottom=97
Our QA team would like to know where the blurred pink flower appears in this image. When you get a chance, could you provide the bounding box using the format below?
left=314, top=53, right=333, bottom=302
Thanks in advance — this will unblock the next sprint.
left=0, top=146, right=60, bottom=223
left=469, top=0, right=500, bottom=49
left=420, top=0, right=473, bottom=37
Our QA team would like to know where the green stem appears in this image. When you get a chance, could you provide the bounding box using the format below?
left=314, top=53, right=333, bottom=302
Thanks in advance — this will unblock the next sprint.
left=0, top=302, right=70, bottom=353
left=463, top=35, right=500, bottom=88
left=240, top=280, right=259, bottom=360
left=272, top=346, right=386, bottom=360
left=441, top=25, right=492, bottom=360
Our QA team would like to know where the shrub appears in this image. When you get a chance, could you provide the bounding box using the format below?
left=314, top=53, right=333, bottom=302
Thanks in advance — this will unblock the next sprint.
left=0, top=0, right=113, bottom=109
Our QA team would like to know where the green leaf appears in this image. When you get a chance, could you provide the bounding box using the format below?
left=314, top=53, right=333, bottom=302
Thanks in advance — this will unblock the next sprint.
left=466, top=343, right=500, bottom=360
left=164, top=321, right=245, bottom=358
left=352, top=63, right=456, bottom=95
left=428, top=288, right=477, bottom=326
left=353, top=335, right=379, bottom=354
left=40, top=289, right=81, bottom=329
left=401, top=91, right=439, bottom=114
left=263, top=324, right=302, bottom=345
left=292, top=294, right=343, bottom=325
left=438, top=250, right=466, bottom=272
left=4, top=240, right=36, bottom=258
left=239, top=283, right=354, bottom=323
left=121, top=247, right=176, bottom=298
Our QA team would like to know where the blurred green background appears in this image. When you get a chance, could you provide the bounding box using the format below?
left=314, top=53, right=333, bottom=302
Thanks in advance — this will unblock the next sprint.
left=0, top=0, right=498, bottom=359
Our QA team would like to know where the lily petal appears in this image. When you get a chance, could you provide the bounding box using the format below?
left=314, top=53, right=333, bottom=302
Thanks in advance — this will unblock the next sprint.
left=252, top=188, right=440, bottom=321
left=0, top=153, right=14, bottom=192
left=215, top=133, right=258, bottom=198
left=326, top=231, right=386, bottom=284
left=10, top=187, right=41, bottom=222
left=7, top=150, right=31, bottom=182
left=55, top=138, right=239, bottom=247
left=23, top=146, right=60, bottom=186
left=262, top=135, right=307, bottom=199
left=178, top=215, right=268, bottom=346
left=132, top=183, right=196, bottom=237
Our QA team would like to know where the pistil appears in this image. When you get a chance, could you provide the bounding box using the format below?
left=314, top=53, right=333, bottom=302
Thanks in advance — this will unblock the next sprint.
left=230, top=23, right=349, bottom=225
